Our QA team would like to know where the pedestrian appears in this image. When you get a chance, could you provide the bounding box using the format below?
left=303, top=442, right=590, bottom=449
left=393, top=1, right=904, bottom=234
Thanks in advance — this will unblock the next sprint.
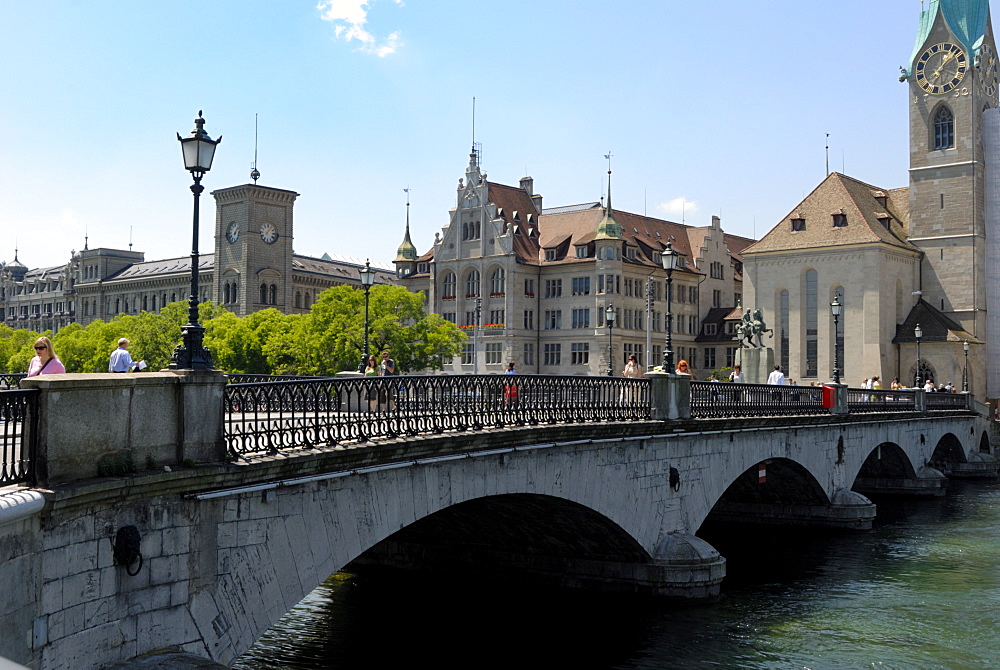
left=923, top=378, right=935, bottom=393
left=728, top=364, right=744, bottom=383
left=767, top=365, right=785, bottom=385
left=109, top=338, right=141, bottom=373
left=379, top=350, right=397, bottom=410
left=363, top=354, right=379, bottom=411
left=890, top=377, right=901, bottom=390
left=27, top=336, right=66, bottom=376
left=504, top=361, right=519, bottom=407
left=676, top=359, right=691, bottom=375
left=623, top=354, right=642, bottom=378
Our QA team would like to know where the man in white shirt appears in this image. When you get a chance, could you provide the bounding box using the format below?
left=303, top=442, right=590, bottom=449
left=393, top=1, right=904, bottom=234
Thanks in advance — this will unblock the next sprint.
left=767, top=365, right=785, bottom=385
left=109, top=338, right=135, bottom=373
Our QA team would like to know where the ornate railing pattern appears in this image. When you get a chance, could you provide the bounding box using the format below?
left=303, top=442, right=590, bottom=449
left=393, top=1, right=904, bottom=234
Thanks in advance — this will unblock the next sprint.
left=0, top=373, right=26, bottom=389
left=925, top=392, right=968, bottom=409
left=225, top=374, right=650, bottom=457
left=847, top=388, right=918, bottom=412
left=0, top=389, right=38, bottom=486
left=225, top=374, right=322, bottom=385
left=690, top=381, right=827, bottom=418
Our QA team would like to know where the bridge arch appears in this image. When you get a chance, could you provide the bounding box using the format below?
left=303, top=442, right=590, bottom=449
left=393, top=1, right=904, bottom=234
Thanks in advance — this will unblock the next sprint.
left=929, top=432, right=967, bottom=470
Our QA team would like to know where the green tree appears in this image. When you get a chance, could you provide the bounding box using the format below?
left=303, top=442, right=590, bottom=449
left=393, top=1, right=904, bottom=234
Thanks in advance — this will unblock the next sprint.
left=295, top=285, right=465, bottom=374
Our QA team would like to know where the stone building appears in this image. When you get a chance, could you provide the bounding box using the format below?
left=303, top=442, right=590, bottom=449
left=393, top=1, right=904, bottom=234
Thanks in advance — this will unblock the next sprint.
left=396, top=148, right=752, bottom=376
left=744, top=0, right=994, bottom=397
left=1, top=182, right=396, bottom=334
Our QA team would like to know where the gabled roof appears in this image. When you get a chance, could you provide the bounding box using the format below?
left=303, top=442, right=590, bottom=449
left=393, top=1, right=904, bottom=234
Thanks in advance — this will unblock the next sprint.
left=892, top=298, right=981, bottom=344
left=743, top=173, right=916, bottom=255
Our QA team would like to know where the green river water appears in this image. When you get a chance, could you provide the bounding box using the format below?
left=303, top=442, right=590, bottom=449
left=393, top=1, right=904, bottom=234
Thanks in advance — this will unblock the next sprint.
left=235, top=480, right=1000, bottom=669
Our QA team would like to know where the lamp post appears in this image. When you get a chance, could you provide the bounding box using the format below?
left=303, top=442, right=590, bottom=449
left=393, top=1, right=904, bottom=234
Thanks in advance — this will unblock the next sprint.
left=605, top=304, right=616, bottom=377
left=170, top=111, right=220, bottom=371
left=914, top=324, right=923, bottom=388
left=660, top=242, right=678, bottom=372
left=357, top=259, right=377, bottom=373
left=830, top=296, right=843, bottom=385
left=963, top=339, right=970, bottom=392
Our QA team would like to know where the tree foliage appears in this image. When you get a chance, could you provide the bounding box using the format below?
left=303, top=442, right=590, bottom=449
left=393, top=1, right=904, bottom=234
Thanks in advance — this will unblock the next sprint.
left=0, top=286, right=464, bottom=376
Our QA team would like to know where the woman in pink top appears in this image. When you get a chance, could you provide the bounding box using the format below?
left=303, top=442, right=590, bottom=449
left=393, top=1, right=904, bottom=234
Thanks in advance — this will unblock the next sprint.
left=27, top=336, right=66, bottom=376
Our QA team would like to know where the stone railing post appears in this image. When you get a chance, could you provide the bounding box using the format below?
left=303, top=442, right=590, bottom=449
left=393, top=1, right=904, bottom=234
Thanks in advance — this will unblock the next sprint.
left=914, top=388, right=926, bottom=413
left=648, top=372, right=691, bottom=421
left=20, top=372, right=227, bottom=486
left=830, top=383, right=849, bottom=415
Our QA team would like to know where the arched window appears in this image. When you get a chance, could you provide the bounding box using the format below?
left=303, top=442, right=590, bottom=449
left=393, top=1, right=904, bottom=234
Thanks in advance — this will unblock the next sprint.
left=115, top=298, right=121, bottom=314
left=171, top=293, right=176, bottom=303
left=232, top=283, right=238, bottom=304
left=224, top=284, right=231, bottom=304
left=490, top=268, right=505, bottom=295
left=934, top=106, right=954, bottom=150
left=442, top=272, right=457, bottom=298
left=269, top=284, right=277, bottom=305
left=465, top=269, right=480, bottom=297
left=805, top=270, right=818, bottom=377
left=295, top=291, right=301, bottom=308
left=260, top=284, right=268, bottom=304
left=151, top=295, right=157, bottom=311
left=142, top=296, right=148, bottom=311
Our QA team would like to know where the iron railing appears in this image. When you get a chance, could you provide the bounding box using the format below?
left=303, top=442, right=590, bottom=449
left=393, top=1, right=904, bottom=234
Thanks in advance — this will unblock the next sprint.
left=846, top=388, right=917, bottom=413
left=0, top=389, right=38, bottom=486
left=925, top=392, right=968, bottom=409
left=225, top=373, right=323, bottom=384
left=690, top=381, right=826, bottom=418
left=225, top=374, right=650, bottom=457
left=0, top=373, right=25, bottom=389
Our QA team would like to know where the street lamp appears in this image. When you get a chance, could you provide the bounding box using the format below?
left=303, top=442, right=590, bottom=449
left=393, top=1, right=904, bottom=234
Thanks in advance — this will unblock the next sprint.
left=357, top=259, right=377, bottom=373
left=830, top=296, right=843, bottom=385
left=963, top=339, right=970, bottom=392
left=660, top=242, right=678, bottom=372
left=605, top=304, right=616, bottom=377
left=170, top=111, right=221, bottom=371
left=914, top=324, right=923, bottom=388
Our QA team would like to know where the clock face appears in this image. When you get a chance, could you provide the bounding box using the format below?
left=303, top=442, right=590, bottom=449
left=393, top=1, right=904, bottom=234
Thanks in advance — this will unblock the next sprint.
left=226, top=222, right=239, bottom=244
left=980, top=44, right=998, bottom=97
left=915, top=42, right=968, bottom=94
left=260, top=223, right=278, bottom=244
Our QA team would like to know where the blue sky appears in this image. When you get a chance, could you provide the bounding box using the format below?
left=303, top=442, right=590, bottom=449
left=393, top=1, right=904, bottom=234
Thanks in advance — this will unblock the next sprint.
left=0, top=1, right=981, bottom=271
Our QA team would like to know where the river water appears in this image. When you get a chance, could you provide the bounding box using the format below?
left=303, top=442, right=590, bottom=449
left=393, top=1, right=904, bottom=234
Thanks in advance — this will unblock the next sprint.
left=234, top=480, right=1000, bottom=669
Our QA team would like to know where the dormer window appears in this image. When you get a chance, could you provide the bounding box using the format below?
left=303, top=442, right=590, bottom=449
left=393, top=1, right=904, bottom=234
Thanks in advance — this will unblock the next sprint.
left=626, top=247, right=637, bottom=260
left=877, top=215, right=892, bottom=230
left=832, top=211, right=848, bottom=227
left=791, top=218, right=806, bottom=231
left=872, top=191, right=887, bottom=207
left=575, top=246, right=589, bottom=258
left=545, top=249, right=558, bottom=261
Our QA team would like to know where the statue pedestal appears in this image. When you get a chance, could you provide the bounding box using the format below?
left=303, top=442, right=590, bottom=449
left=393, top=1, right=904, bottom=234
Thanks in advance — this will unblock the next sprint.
left=735, top=348, right=774, bottom=385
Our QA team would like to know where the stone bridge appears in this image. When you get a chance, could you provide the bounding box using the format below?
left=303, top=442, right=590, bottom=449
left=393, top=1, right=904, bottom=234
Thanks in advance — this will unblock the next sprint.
left=0, top=373, right=994, bottom=668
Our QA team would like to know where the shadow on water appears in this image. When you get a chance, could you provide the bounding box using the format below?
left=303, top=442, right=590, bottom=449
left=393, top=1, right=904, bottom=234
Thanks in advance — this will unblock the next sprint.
left=236, top=481, right=1000, bottom=670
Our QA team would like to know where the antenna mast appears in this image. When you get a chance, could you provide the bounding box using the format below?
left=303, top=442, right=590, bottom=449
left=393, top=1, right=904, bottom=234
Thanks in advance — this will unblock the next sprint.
left=251, top=113, right=261, bottom=184
left=825, top=133, right=830, bottom=176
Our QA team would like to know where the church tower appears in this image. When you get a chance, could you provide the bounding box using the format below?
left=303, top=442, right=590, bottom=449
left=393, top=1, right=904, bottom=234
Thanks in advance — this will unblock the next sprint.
left=905, top=0, right=997, bottom=340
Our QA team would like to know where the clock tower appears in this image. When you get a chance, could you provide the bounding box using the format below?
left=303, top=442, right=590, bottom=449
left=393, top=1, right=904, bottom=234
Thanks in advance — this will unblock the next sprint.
left=212, top=183, right=299, bottom=316
left=905, top=0, right=997, bottom=339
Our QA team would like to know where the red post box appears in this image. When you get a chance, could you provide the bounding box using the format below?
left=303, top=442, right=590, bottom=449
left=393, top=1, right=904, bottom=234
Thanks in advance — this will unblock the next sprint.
left=821, top=384, right=835, bottom=409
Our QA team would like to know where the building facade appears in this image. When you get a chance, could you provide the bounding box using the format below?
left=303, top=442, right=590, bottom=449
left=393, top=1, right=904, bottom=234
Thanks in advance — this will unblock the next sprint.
left=1, top=183, right=396, bottom=334
left=744, top=0, right=994, bottom=397
left=396, top=149, right=752, bottom=376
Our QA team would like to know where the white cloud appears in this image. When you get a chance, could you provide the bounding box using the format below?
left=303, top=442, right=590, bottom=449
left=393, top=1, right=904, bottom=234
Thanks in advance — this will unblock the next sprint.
left=657, top=197, right=698, bottom=217
left=317, top=0, right=404, bottom=57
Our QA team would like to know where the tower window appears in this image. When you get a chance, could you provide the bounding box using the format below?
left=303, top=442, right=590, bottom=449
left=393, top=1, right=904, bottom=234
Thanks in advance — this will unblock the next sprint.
left=832, top=212, right=848, bottom=227
left=933, top=106, right=955, bottom=150
left=791, top=218, right=805, bottom=231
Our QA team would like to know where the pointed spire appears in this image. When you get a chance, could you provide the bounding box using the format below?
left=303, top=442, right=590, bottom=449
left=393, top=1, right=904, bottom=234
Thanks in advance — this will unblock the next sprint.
left=595, top=155, right=623, bottom=240
left=395, top=188, right=418, bottom=262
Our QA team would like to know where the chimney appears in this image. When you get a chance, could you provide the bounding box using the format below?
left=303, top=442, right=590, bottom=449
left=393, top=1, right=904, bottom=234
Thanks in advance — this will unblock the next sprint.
left=519, top=176, right=533, bottom=195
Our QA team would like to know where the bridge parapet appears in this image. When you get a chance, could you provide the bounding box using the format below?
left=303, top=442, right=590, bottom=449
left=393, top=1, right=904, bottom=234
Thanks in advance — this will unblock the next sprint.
left=18, top=372, right=226, bottom=486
